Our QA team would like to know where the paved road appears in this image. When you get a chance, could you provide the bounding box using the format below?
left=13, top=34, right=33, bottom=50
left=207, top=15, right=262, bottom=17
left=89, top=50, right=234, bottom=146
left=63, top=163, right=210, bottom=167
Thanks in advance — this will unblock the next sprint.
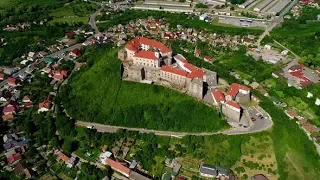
left=257, top=0, right=298, bottom=44
left=89, top=7, right=103, bottom=34
left=76, top=116, right=274, bottom=137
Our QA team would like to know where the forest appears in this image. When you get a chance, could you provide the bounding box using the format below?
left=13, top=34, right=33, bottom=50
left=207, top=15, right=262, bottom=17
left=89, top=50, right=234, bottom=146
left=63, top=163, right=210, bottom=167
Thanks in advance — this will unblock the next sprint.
left=60, top=46, right=228, bottom=133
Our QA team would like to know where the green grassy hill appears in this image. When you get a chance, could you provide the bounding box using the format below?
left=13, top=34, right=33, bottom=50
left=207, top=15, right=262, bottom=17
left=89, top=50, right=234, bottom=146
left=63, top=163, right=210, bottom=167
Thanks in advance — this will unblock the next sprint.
left=61, top=48, right=228, bottom=133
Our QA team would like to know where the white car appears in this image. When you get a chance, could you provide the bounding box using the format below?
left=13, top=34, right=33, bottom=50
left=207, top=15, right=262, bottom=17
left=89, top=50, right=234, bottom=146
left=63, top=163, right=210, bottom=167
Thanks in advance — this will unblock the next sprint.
left=87, top=125, right=94, bottom=129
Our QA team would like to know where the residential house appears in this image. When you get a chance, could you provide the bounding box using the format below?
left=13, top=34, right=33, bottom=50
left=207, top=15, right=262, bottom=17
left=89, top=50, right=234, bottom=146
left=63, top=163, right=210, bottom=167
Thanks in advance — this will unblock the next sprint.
left=49, top=70, right=68, bottom=81
left=27, top=52, right=36, bottom=61
left=22, top=96, right=31, bottom=103
left=106, top=158, right=131, bottom=177
left=38, top=51, right=48, bottom=57
left=57, top=151, right=76, bottom=168
left=2, top=114, right=14, bottom=121
left=7, top=77, right=17, bottom=87
left=64, top=31, right=76, bottom=38
left=70, top=49, right=81, bottom=58
left=0, top=73, right=4, bottom=80
left=38, top=97, right=52, bottom=113
left=129, top=171, right=152, bottom=180
left=301, top=122, right=318, bottom=136
left=285, top=109, right=298, bottom=119
left=3, top=133, right=18, bottom=143
left=3, top=106, right=16, bottom=115
left=6, top=150, right=22, bottom=165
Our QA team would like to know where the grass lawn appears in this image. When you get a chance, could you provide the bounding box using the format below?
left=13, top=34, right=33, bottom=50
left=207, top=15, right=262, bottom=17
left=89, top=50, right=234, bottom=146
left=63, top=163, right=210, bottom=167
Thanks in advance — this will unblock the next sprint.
left=63, top=48, right=228, bottom=132
left=39, top=173, right=58, bottom=180
left=57, top=173, right=73, bottom=180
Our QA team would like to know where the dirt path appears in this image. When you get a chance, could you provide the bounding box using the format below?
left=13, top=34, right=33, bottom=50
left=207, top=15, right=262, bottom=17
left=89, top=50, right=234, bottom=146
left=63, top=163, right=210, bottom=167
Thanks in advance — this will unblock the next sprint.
left=285, top=153, right=304, bottom=180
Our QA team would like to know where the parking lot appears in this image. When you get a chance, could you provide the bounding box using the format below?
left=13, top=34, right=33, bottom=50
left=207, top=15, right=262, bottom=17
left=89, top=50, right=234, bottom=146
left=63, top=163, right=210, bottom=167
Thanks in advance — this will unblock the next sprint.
left=218, top=16, right=269, bottom=28
left=247, top=106, right=272, bottom=132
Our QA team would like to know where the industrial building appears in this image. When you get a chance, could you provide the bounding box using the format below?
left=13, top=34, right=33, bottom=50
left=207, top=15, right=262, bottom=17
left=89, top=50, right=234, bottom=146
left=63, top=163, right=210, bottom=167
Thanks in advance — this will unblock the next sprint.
left=254, top=0, right=273, bottom=12
left=239, top=0, right=255, bottom=8
left=267, top=0, right=290, bottom=15
left=132, top=5, right=194, bottom=13
left=144, top=0, right=191, bottom=7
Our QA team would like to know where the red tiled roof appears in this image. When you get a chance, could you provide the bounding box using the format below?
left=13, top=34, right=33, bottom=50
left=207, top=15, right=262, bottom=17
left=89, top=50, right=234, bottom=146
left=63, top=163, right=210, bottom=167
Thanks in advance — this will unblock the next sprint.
left=64, top=31, right=76, bottom=37
left=25, top=102, right=33, bottom=108
left=58, top=152, right=70, bottom=163
left=7, top=153, right=22, bottom=164
left=0, top=73, right=4, bottom=79
left=7, top=77, right=16, bottom=84
left=302, top=122, right=318, bottom=134
left=133, top=50, right=158, bottom=61
left=71, top=49, right=81, bottom=57
left=226, top=101, right=241, bottom=110
left=125, top=37, right=170, bottom=53
left=204, top=56, right=211, bottom=61
left=184, top=63, right=205, bottom=79
left=106, top=158, right=131, bottom=176
left=2, top=114, right=14, bottom=121
left=39, top=100, right=51, bottom=110
left=227, top=83, right=250, bottom=98
left=3, top=106, right=16, bottom=114
left=161, top=66, right=188, bottom=77
left=23, top=96, right=30, bottom=102
left=212, top=89, right=225, bottom=102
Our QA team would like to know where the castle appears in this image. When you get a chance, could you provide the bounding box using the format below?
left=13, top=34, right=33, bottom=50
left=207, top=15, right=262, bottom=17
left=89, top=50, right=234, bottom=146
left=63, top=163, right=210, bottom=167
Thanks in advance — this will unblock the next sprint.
left=118, top=37, right=251, bottom=126
left=119, top=37, right=218, bottom=99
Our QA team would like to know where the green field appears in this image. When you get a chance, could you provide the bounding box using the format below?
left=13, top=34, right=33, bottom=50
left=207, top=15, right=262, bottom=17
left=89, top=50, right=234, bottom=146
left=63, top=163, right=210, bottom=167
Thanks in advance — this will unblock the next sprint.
left=49, top=17, right=88, bottom=25
left=0, top=0, right=60, bottom=7
left=61, top=48, right=228, bottom=133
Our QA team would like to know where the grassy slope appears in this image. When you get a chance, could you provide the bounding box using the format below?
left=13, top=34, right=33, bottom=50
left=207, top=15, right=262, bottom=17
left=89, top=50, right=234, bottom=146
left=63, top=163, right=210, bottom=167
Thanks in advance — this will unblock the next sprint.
left=65, top=49, right=228, bottom=132
left=0, top=0, right=59, bottom=7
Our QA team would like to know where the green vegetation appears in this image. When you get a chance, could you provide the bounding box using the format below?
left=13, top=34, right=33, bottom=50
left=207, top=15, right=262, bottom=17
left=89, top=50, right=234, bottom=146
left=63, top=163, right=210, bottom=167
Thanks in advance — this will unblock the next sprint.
left=60, top=46, right=228, bottom=132
left=97, top=10, right=263, bottom=36
left=49, top=1, right=98, bottom=25
left=271, top=6, right=320, bottom=68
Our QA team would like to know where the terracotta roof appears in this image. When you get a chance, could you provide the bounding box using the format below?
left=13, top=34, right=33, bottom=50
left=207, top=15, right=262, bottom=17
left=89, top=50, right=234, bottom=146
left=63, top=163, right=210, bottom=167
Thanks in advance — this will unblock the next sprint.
left=7, top=77, right=16, bottom=84
left=226, top=101, right=241, bottom=110
left=204, top=56, right=212, bottom=61
left=297, top=119, right=307, bottom=125
left=2, top=114, right=14, bottom=121
left=71, top=49, right=81, bottom=57
left=0, top=73, right=4, bottom=79
left=227, top=83, right=250, bottom=98
left=7, top=153, right=22, bottom=164
left=38, top=100, right=51, bottom=110
left=125, top=37, right=170, bottom=53
left=161, top=66, right=188, bottom=77
left=133, top=50, right=158, bottom=61
left=184, top=63, right=205, bottom=79
left=3, top=106, right=16, bottom=114
left=212, top=89, right=225, bottom=102
left=64, top=31, right=76, bottom=38
left=106, top=158, right=131, bottom=176
left=25, top=102, right=33, bottom=108
left=22, top=96, right=31, bottom=103
left=302, top=122, right=318, bottom=134
left=58, top=152, right=70, bottom=163
left=286, top=109, right=298, bottom=118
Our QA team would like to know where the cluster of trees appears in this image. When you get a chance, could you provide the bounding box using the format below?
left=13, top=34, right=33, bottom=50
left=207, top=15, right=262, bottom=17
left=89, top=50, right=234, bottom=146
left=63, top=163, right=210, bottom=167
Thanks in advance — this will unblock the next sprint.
left=230, top=0, right=246, bottom=4
left=271, top=6, right=320, bottom=68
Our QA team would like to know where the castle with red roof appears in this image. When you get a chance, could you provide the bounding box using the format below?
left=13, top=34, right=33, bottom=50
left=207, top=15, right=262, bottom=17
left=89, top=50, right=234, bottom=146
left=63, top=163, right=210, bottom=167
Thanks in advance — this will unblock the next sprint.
left=120, top=37, right=218, bottom=99
left=211, top=83, right=251, bottom=123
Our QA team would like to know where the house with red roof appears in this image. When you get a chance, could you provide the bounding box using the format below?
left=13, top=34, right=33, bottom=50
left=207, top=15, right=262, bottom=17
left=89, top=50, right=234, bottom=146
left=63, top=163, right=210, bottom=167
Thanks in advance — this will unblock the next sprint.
left=226, top=83, right=251, bottom=103
left=194, top=48, right=201, bottom=57
left=7, top=77, right=17, bottom=87
left=204, top=56, right=212, bottom=63
left=22, top=96, right=31, bottom=103
left=0, top=73, right=4, bottom=80
left=64, top=31, right=76, bottom=38
left=211, top=89, right=225, bottom=105
left=70, top=49, right=81, bottom=58
left=3, top=106, right=16, bottom=115
left=49, top=70, right=68, bottom=81
left=38, top=96, right=52, bottom=113
left=6, top=150, right=22, bottom=165
left=106, top=158, right=131, bottom=177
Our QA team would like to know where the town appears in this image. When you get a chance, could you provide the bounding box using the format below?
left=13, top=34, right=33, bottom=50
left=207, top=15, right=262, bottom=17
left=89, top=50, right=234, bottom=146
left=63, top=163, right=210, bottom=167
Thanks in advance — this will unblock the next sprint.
left=0, top=0, right=320, bottom=180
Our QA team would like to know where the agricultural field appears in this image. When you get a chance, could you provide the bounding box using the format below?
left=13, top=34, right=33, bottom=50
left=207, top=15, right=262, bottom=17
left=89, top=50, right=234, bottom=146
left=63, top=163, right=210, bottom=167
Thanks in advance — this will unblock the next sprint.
left=62, top=48, right=228, bottom=133
left=49, top=1, right=98, bottom=25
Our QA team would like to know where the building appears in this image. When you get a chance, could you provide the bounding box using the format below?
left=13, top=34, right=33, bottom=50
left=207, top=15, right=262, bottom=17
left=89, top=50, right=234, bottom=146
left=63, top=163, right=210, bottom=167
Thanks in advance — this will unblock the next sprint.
left=70, top=49, right=81, bottom=58
left=212, top=89, right=225, bottom=105
left=254, top=0, right=273, bottom=12
left=199, top=164, right=231, bottom=178
left=106, top=158, right=131, bottom=177
left=226, top=83, right=251, bottom=103
left=7, top=77, right=17, bottom=87
left=129, top=171, right=152, bottom=180
left=199, top=14, right=208, bottom=21
left=239, top=0, right=256, bottom=8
